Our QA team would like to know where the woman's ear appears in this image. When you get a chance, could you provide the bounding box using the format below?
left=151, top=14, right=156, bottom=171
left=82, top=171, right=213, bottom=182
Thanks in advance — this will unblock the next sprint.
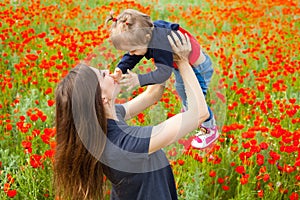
left=144, top=34, right=151, bottom=43
left=102, top=97, right=108, bottom=104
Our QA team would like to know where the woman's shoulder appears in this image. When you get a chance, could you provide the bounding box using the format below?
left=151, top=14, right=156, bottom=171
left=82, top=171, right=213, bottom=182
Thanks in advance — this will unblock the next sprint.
left=115, top=104, right=126, bottom=118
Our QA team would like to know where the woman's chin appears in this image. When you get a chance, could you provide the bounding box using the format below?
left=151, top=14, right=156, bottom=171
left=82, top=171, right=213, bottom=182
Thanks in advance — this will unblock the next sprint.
left=113, top=85, right=121, bottom=97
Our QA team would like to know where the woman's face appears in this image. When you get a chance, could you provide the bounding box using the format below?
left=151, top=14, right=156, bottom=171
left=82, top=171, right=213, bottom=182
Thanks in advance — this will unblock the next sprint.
left=90, top=67, right=120, bottom=101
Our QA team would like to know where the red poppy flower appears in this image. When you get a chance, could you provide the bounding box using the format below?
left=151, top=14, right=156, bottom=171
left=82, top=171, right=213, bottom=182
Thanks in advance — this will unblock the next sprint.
left=25, top=54, right=38, bottom=61
left=21, top=140, right=32, bottom=149
left=177, top=159, right=185, bottom=166
left=263, top=174, right=270, bottom=182
left=44, top=149, right=55, bottom=158
left=257, top=190, right=263, bottom=198
left=6, top=123, right=12, bottom=131
left=235, top=166, right=245, bottom=174
left=256, top=154, right=264, bottom=166
left=30, top=154, right=43, bottom=168
left=137, top=113, right=145, bottom=123
left=240, top=174, right=249, bottom=185
left=289, top=192, right=299, bottom=200
left=44, top=87, right=52, bottom=95
left=209, top=170, right=216, bottom=177
left=222, top=185, right=230, bottom=191
left=217, top=177, right=224, bottom=184
left=259, top=142, right=268, bottom=150
left=47, top=100, right=55, bottom=107
left=7, top=174, right=14, bottom=184
left=167, top=112, right=175, bottom=118
left=30, top=114, right=38, bottom=121
left=6, top=189, right=17, bottom=198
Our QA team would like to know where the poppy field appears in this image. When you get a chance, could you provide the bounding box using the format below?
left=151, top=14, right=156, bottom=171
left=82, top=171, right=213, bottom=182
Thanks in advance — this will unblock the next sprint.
left=0, top=0, right=299, bottom=199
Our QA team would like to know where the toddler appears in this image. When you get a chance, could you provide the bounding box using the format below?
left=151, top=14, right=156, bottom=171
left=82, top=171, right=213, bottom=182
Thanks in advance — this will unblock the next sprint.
left=106, top=9, right=219, bottom=149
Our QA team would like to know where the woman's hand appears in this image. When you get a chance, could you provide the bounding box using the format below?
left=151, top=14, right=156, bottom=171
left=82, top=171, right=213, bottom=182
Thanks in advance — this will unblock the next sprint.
left=120, top=69, right=140, bottom=91
left=167, top=31, right=192, bottom=63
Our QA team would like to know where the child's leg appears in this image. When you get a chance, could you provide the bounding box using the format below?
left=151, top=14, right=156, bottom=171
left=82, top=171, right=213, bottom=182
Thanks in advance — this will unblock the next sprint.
left=174, top=67, right=214, bottom=122
left=173, top=68, right=188, bottom=111
left=192, top=52, right=213, bottom=94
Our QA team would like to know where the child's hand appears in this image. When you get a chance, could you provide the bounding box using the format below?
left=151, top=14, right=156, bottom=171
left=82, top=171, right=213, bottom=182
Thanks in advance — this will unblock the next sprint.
left=111, top=68, right=122, bottom=83
left=120, top=69, right=140, bottom=91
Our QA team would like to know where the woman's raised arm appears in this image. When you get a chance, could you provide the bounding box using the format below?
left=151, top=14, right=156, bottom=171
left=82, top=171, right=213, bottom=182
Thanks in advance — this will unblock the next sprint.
left=149, top=31, right=209, bottom=154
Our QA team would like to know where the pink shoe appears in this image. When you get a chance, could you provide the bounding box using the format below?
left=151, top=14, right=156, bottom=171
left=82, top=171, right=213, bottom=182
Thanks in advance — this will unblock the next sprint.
left=191, top=126, right=219, bottom=149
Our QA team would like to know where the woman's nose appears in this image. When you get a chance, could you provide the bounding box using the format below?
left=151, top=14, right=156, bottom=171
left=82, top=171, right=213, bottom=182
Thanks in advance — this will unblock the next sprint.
left=103, top=70, right=109, bottom=75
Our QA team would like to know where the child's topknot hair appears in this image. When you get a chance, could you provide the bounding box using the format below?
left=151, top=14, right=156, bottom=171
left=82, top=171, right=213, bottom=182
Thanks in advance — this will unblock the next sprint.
left=106, top=9, right=154, bottom=50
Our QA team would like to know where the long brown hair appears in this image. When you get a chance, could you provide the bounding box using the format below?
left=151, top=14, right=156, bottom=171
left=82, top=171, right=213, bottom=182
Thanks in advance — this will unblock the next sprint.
left=106, top=9, right=153, bottom=49
left=54, top=63, right=107, bottom=200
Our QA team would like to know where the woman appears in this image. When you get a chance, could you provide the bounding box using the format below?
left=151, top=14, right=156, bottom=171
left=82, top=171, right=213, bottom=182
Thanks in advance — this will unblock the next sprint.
left=53, top=31, right=209, bottom=200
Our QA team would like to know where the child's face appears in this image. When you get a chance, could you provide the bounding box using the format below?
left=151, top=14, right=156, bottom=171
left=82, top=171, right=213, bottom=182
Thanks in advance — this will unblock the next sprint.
left=117, top=42, right=148, bottom=56
left=128, top=47, right=147, bottom=56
